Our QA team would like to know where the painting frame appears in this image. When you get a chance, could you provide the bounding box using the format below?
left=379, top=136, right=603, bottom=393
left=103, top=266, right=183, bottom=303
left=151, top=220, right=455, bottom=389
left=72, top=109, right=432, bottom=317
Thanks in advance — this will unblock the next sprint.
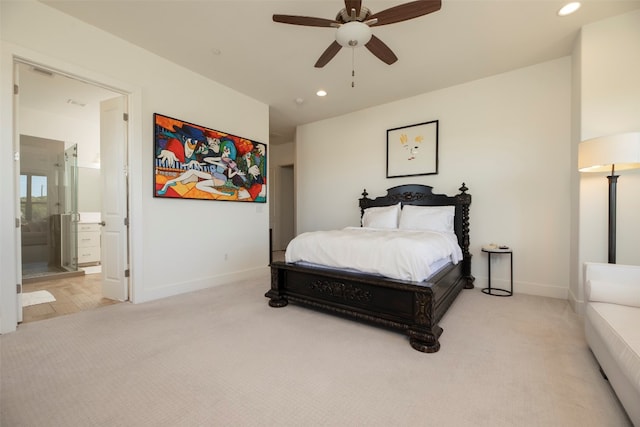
left=386, top=120, right=439, bottom=178
left=153, top=113, right=267, bottom=203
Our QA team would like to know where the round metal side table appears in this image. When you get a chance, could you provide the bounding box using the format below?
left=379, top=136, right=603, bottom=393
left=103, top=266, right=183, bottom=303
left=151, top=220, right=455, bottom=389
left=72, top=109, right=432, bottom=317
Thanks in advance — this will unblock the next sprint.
left=481, top=246, right=513, bottom=297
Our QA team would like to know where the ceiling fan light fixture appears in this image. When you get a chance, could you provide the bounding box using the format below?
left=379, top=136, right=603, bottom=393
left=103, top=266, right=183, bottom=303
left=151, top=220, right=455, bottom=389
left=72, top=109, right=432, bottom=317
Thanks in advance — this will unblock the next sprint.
left=335, top=21, right=372, bottom=48
left=274, top=0, right=442, bottom=67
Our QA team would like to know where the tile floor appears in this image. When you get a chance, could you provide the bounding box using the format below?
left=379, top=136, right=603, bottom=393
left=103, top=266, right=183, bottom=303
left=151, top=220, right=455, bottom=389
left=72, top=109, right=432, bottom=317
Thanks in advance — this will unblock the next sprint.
left=21, top=271, right=119, bottom=324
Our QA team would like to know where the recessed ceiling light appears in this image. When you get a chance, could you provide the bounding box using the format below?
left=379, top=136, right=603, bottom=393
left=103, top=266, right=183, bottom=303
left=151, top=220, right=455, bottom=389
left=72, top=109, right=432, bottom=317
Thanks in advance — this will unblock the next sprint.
left=558, top=2, right=581, bottom=16
left=316, top=90, right=327, bottom=97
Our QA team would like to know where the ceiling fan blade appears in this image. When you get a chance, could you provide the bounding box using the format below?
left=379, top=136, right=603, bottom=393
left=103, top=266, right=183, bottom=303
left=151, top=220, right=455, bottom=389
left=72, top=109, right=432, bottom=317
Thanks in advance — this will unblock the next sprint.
left=365, top=35, right=398, bottom=65
left=368, top=0, right=441, bottom=27
left=344, top=0, right=362, bottom=18
left=315, top=41, right=342, bottom=68
left=273, top=14, right=339, bottom=28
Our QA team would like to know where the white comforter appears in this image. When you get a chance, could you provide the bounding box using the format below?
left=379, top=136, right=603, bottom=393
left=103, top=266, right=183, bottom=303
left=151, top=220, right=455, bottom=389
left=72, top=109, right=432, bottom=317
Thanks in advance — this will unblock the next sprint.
left=285, top=227, right=463, bottom=282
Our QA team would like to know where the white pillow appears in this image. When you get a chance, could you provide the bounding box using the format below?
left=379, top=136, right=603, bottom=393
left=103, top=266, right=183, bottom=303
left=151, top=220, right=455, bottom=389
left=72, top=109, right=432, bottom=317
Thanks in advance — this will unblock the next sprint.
left=362, top=203, right=401, bottom=229
left=586, top=279, right=640, bottom=308
left=399, top=205, right=455, bottom=233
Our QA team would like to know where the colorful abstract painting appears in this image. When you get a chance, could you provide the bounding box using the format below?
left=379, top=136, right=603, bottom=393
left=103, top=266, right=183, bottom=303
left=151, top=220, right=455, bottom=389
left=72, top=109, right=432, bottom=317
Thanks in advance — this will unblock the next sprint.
left=154, top=114, right=267, bottom=202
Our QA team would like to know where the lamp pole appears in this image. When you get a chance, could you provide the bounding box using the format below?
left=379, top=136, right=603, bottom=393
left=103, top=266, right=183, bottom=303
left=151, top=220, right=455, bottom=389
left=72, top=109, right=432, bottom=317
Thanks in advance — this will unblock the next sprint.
left=607, top=164, right=618, bottom=264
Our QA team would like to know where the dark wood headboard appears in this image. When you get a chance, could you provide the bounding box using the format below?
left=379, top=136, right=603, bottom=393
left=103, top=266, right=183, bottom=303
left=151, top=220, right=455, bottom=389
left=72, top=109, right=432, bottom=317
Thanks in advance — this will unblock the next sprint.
left=359, top=183, right=473, bottom=282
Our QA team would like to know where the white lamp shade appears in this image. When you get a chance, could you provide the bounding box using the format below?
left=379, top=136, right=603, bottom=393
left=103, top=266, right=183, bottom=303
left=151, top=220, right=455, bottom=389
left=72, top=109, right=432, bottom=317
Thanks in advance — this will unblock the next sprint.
left=335, top=22, right=372, bottom=47
left=578, top=132, right=640, bottom=172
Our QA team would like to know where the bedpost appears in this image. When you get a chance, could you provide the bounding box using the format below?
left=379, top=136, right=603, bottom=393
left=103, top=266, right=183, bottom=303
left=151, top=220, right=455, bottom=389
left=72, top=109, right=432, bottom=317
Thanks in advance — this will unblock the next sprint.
left=457, top=183, right=475, bottom=289
left=265, top=266, right=288, bottom=307
left=359, top=189, right=370, bottom=219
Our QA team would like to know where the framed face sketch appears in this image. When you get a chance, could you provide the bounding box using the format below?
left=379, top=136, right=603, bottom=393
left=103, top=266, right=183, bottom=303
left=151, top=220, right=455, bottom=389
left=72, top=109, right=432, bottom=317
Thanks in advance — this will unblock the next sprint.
left=153, top=113, right=267, bottom=202
left=386, top=120, right=438, bottom=178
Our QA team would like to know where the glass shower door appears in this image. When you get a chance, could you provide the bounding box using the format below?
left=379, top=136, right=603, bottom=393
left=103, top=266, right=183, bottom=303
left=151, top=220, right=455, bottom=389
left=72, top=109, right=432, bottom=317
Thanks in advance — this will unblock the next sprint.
left=59, top=144, right=79, bottom=272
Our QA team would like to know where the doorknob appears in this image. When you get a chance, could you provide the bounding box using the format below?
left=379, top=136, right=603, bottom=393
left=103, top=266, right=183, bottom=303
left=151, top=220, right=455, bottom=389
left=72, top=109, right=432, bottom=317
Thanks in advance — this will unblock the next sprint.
left=99, top=221, right=106, bottom=226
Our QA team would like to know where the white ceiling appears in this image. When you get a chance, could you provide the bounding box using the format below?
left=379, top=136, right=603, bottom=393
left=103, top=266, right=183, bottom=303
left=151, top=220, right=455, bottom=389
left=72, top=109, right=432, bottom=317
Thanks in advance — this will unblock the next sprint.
left=37, top=0, right=640, bottom=144
left=18, top=62, right=120, bottom=122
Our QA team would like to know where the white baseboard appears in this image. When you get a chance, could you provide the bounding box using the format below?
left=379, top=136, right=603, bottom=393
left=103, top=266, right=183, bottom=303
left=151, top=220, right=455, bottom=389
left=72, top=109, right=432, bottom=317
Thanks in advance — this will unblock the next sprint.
left=474, top=276, right=568, bottom=300
left=132, top=266, right=269, bottom=304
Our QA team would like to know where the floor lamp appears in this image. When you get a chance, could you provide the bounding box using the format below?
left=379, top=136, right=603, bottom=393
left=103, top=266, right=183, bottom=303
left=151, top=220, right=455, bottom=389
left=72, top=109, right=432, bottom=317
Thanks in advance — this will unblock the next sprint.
left=578, top=132, right=640, bottom=264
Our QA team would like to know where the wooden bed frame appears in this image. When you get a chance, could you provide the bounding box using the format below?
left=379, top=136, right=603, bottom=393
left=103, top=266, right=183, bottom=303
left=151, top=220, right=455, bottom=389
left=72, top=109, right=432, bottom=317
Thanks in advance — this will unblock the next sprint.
left=266, top=184, right=474, bottom=353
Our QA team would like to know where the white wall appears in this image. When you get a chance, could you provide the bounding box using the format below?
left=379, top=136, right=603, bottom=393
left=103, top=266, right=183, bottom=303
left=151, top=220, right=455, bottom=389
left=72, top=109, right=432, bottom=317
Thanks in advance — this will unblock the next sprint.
left=78, top=167, right=101, bottom=212
left=575, top=10, right=640, bottom=307
left=20, top=106, right=101, bottom=168
left=569, top=32, right=583, bottom=313
left=0, top=1, right=269, bottom=332
left=296, top=58, right=572, bottom=298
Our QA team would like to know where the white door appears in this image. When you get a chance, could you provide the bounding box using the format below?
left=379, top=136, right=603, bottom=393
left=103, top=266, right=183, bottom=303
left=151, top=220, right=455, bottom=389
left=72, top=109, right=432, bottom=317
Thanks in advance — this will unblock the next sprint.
left=100, top=96, right=129, bottom=301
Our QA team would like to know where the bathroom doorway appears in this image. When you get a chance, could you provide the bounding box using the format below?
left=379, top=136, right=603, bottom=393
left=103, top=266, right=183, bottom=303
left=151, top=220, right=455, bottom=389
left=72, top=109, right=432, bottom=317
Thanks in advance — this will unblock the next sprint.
left=16, top=60, right=128, bottom=322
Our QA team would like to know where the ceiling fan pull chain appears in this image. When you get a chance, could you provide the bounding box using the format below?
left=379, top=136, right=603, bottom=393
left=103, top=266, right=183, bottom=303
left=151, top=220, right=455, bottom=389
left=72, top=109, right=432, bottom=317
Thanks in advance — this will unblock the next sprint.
left=351, top=48, right=355, bottom=88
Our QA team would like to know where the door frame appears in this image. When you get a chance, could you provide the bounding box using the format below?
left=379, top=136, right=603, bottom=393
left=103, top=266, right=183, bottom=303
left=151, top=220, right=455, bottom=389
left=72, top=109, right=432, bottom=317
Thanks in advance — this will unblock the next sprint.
left=1, top=46, right=142, bottom=333
left=15, top=58, right=131, bottom=309
left=277, top=164, right=295, bottom=251
left=269, top=163, right=295, bottom=252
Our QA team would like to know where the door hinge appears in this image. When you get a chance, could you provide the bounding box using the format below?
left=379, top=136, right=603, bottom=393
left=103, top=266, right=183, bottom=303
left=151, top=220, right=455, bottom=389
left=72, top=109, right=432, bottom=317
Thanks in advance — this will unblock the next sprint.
left=124, top=217, right=129, bottom=226
left=15, top=218, right=20, bottom=228
left=123, top=113, right=129, bottom=121
left=124, top=269, right=130, bottom=278
left=17, top=283, right=22, bottom=294
left=14, top=84, right=19, bottom=95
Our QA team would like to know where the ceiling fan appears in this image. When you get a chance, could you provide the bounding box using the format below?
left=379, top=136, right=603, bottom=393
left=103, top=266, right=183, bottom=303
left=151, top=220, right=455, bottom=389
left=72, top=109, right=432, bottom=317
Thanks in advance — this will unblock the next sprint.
left=273, top=0, right=442, bottom=68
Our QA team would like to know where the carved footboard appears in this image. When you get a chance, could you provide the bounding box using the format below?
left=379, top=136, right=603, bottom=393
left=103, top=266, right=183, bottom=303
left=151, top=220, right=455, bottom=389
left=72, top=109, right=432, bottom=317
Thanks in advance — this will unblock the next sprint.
left=266, top=260, right=466, bottom=353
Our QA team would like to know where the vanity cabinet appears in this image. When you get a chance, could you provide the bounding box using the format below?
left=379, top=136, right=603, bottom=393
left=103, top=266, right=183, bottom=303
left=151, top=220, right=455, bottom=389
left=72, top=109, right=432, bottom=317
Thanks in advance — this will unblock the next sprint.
left=77, top=222, right=101, bottom=265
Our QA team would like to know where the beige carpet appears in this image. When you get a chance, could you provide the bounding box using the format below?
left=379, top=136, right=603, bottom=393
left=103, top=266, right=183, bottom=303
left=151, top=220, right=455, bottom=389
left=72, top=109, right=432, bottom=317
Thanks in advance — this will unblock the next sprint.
left=0, top=271, right=631, bottom=426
